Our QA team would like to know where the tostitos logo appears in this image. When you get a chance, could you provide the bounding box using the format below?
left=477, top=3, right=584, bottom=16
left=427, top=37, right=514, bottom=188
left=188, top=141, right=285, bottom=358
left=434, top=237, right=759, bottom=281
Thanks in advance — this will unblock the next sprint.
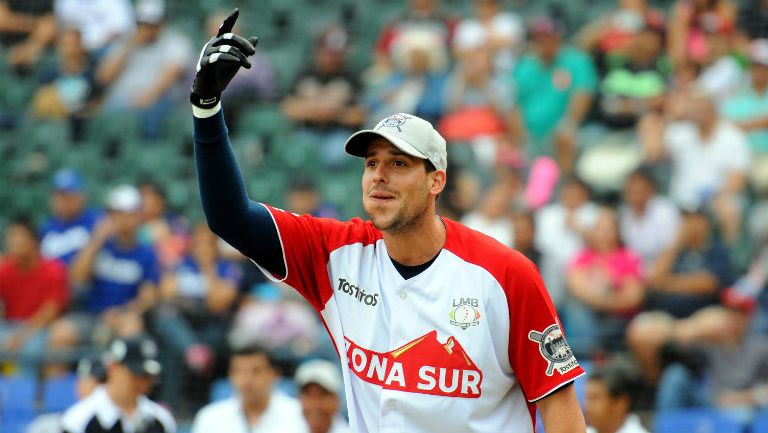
left=528, top=324, right=578, bottom=376
left=344, top=331, right=482, bottom=398
left=376, top=113, right=412, bottom=132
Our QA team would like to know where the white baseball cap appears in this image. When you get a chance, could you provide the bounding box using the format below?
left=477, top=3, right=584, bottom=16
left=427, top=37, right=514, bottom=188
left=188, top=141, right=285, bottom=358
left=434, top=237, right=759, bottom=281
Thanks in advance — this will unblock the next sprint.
left=136, top=0, right=165, bottom=24
left=294, top=359, right=342, bottom=394
left=345, top=113, right=448, bottom=171
left=107, top=184, right=142, bottom=212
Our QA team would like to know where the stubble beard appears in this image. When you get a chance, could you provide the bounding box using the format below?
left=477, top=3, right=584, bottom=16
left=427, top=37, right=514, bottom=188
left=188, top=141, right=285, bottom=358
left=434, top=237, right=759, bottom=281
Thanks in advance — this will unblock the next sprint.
left=368, top=195, right=430, bottom=235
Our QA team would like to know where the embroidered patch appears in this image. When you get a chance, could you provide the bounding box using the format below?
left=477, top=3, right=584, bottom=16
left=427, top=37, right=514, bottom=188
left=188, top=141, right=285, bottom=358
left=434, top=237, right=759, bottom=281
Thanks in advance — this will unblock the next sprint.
left=528, top=324, right=578, bottom=376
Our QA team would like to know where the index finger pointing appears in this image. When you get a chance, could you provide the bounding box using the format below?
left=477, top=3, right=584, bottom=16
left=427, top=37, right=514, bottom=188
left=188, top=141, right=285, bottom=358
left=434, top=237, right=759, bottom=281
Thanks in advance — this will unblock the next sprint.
left=217, top=8, right=239, bottom=37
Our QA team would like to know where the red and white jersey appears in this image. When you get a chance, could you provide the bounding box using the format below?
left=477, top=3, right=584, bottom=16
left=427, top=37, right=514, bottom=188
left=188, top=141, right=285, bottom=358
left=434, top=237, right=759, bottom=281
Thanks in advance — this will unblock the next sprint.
left=260, top=205, right=584, bottom=433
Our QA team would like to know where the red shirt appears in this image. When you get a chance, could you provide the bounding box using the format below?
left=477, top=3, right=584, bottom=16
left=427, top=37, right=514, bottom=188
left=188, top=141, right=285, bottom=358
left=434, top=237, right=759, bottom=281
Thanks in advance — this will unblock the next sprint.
left=0, top=256, right=69, bottom=321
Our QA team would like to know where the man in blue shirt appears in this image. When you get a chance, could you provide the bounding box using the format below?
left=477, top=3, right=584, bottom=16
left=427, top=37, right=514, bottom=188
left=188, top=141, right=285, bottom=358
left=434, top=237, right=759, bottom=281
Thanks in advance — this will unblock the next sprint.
left=40, top=168, right=102, bottom=265
left=70, top=184, right=159, bottom=317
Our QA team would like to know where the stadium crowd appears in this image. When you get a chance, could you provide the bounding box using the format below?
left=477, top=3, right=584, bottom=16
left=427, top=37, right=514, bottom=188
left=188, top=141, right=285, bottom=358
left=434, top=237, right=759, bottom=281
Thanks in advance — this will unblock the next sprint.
left=2, top=0, right=768, bottom=432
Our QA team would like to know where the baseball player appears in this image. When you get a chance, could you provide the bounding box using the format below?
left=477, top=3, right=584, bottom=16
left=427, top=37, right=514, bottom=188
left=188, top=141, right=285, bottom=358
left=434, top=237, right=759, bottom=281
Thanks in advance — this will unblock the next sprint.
left=191, top=10, right=586, bottom=433
left=60, top=336, right=175, bottom=433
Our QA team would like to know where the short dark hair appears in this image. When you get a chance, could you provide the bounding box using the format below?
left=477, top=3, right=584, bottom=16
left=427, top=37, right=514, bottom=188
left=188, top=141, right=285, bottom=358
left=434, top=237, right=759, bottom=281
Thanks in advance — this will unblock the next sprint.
left=230, top=343, right=275, bottom=366
left=588, top=361, right=642, bottom=409
left=425, top=159, right=437, bottom=173
left=9, top=216, right=39, bottom=243
left=138, top=179, right=166, bottom=201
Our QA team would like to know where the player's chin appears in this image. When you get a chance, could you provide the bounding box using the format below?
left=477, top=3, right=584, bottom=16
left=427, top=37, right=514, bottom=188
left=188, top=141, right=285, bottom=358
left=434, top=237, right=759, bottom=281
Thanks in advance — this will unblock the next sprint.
left=366, top=209, right=396, bottom=231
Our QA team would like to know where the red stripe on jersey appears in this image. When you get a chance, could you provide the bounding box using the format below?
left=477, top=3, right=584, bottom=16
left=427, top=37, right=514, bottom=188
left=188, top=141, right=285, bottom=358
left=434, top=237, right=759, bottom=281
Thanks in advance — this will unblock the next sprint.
left=441, top=218, right=584, bottom=403
left=262, top=204, right=382, bottom=311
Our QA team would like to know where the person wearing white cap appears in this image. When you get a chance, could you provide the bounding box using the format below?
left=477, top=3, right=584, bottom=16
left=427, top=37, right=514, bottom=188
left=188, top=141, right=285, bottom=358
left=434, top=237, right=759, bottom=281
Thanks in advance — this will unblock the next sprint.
left=69, top=184, right=159, bottom=327
left=295, top=359, right=350, bottom=433
left=190, top=10, right=585, bottom=433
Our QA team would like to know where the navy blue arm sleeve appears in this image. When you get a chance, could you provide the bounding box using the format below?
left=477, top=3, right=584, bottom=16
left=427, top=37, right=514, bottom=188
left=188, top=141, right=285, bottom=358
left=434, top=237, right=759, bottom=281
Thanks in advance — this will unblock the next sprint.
left=193, top=109, right=286, bottom=277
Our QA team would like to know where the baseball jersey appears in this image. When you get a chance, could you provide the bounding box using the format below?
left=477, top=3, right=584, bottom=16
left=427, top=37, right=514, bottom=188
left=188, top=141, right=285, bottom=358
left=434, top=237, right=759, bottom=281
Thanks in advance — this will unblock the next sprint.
left=61, top=386, right=175, bottom=433
left=258, top=205, right=584, bottom=433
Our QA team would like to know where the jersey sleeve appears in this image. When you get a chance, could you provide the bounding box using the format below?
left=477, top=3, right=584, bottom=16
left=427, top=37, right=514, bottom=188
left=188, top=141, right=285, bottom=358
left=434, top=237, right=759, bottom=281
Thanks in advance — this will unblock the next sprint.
left=260, top=205, right=379, bottom=312
left=506, top=255, right=585, bottom=402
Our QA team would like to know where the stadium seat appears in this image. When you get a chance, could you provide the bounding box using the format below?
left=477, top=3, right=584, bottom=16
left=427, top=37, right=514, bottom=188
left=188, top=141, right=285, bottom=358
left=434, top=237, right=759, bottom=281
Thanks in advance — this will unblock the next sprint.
left=42, top=373, right=78, bottom=413
left=239, top=105, right=290, bottom=139
left=654, top=408, right=747, bottom=433
left=0, top=374, right=38, bottom=433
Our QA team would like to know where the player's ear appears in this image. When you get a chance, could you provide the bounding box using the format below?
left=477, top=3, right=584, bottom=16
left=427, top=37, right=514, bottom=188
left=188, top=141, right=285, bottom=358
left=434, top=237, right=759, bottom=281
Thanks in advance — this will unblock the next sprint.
left=429, top=169, right=447, bottom=197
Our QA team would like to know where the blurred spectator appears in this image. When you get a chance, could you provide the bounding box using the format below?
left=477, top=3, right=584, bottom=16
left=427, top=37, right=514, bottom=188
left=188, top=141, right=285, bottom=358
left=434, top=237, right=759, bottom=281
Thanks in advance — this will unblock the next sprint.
left=229, top=291, right=325, bottom=364
left=722, top=39, right=768, bottom=155
left=645, top=89, right=749, bottom=244
left=282, top=26, right=366, bottom=169
left=737, top=0, right=768, bottom=40
left=369, top=0, right=457, bottom=79
left=619, top=168, right=681, bottom=265
left=69, top=185, right=159, bottom=333
left=205, top=10, right=276, bottom=131
left=535, top=176, right=600, bottom=308
left=26, top=357, right=107, bottom=433
left=512, top=211, right=541, bottom=266
left=578, top=0, right=665, bottom=63
left=138, top=180, right=189, bottom=269
left=31, top=29, right=97, bottom=120
left=153, top=223, right=241, bottom=411
left=367, top=29, right=449, bottom=126
left=295, top=359, right=350, bottom=433
left=0, top=0, right=56, bottom=68
left=436, top=168, right=481, bottom=221
left=511, top=15, right=597, bottom=172
left=96, top=0, right=192, bottom=139
left=60, top=336, right=175, bottom=433
left=191, top=344, right=305, bottom=433
left=628, top=209, right=732, bottom=381
left=645, top=208, right=733, bottom=317
left=585, top=360, right=648, bottom=433
left=440, top=49, right=514, bottom=168
left=565, top=207, right=645, bottom=356
left=285, top=176, right=340, bottom=219
left=667, top=0, right=737, bottom=67
left=461, top=173, right=520, bottom=247
left=0, top=217, right=69, bottom=374
left=695, top=30, right=741, bottom=99
left=40, top=168, right=101, bottom=266
left=54, top=0, right=135, bottom=59
left=595, top=23, right=668, bottom=128
left=728, top=244, right=768, bottom=333
left=452, top=0, right=523, bottom=75
left=654, top=292, right=768, bottom=410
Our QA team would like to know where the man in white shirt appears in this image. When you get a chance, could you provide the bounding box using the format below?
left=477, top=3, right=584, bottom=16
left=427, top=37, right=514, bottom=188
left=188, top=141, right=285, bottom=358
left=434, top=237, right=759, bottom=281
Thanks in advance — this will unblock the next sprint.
left=619, top=168, right=680, bottom=265
left=585, top=362, right=649, bottom=433
left=535, top=176, right=599, bottom=307
left=649, top=89, right=750, bottom=244
left=191, top=344, right=305, bottom=433
left=295, top=359, right=350, bottom=433
left=54, top=0, right=134, bottom=56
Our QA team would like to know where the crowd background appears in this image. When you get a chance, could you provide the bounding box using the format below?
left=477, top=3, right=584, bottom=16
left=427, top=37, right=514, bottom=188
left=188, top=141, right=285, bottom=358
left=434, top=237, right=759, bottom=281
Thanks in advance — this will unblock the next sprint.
left=2, top=0, right=768, bottom=432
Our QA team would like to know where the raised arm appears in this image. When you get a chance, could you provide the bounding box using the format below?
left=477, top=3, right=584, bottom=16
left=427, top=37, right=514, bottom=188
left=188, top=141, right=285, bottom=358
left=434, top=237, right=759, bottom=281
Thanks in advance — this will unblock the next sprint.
left=191, top=10, right=284, bottom=276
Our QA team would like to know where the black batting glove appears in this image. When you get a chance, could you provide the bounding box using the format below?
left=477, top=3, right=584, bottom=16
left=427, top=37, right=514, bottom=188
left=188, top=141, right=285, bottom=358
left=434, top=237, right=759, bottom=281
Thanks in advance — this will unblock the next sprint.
left=191, top=9, right=259, bottom=110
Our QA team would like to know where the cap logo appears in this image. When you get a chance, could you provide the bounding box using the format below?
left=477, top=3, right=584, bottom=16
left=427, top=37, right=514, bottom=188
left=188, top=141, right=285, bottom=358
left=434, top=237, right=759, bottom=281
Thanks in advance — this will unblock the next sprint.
left=376, top=114, right=412, bottom=132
